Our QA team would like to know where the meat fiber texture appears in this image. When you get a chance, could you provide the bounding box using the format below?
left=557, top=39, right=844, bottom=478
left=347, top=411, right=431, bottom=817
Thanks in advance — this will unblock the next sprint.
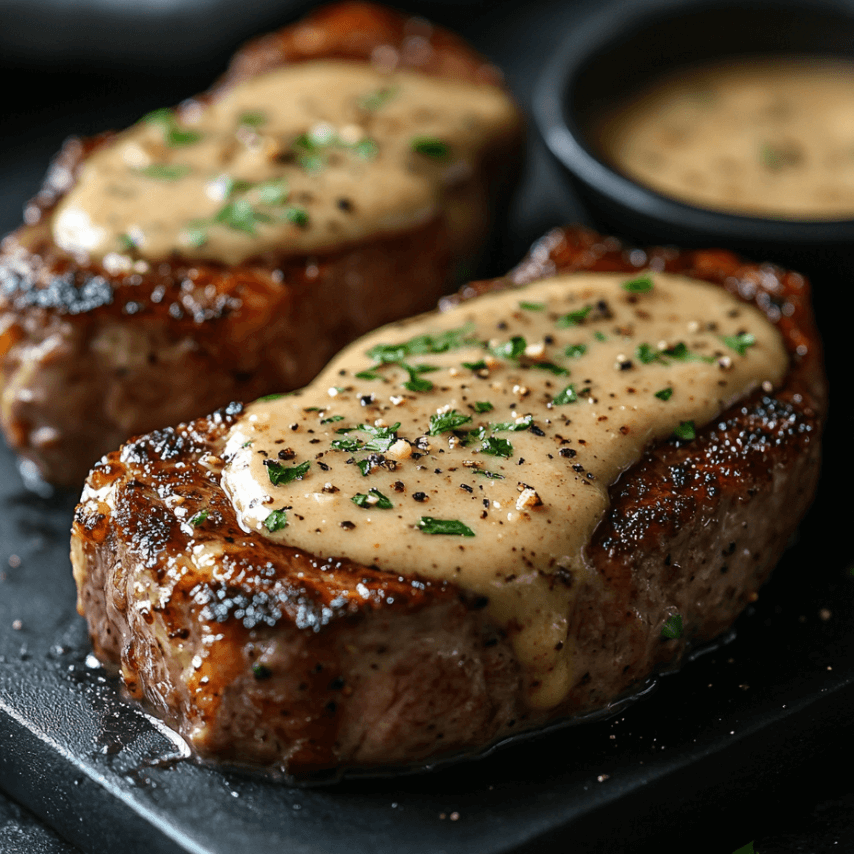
left=0, top=1, right=524, bottom=488
left=71, top=226, right=825, bottom=780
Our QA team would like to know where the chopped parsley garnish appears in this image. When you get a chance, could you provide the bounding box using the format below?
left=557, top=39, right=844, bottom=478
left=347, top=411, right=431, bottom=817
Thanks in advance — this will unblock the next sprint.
left=673, top=420, right=696, bottom=440
left=331, top=437, right=363, bottom=452
left=531, top=362, right=569, bottom=376
left=594, top=331, right=607, bottom=342
left=491, top=336, right=527, bottom=360
left=190, top=509, right=210, bottom=527
left=552, top=384, right=578, bottom=405
left=118, top=233, right=138, bottom=252
left=258, top=392, right=285, bottom=401
left=366, top=324, right=479, bottom=364
left=238, top=110, right=267, bottom=127
left=356, top=459, right=374, bottom=476
left=637, top=341, right=715, bottom=365
left=293, top=126, right=379, bottom=172
left=636, top=343, right=664, bottom=364
left=282, top=206, right=310, bottom=227
left=428, top=409, right=472, bottom=435
left=480, top=437, right=513, bottom=457
left=417, top=517, right=475, bottom=536
left=661, top=614, right=683, bottom=639
left=473, top=401, right=494, bottom=413
left=473, top=469, right=505, bottom=479
left=655, top=387, right=674, bottom=401
left=565, top=344, right=587, bottom=358
left=214, top=199, right=272, bottom=235
left=556, top=305, right=592, bottom=327
left=216, top=175, right=253, bottom=198
left=411, top=136, right=451, bottom=160
left=358, top=85, right=399, bottom=111
left=264, top=509, right=288, bottom=532
left=462, top=359, right=488, bottom=371
left=320, top=415, right=344, bottom=423
left=266, top=460, right=311, bottom=485
left=352, top=138, right=379, bottom=159
left=135, top=164, right=190, bottom=181
left=519, top=301, right=545, bottom=311
left=355, top=369, right=386, bottom=381
left=351, top=488, right=393, bottom=509
left=721, top=332, right=756, bottom=355
left=332, top=423, right=400, bottom=453
left=621, top=275, right=654, bottom=293
left=143, top=107, right=202, bottom=147
left=667, top=342, right=715, bottom=363
left=256, top=177, right=289, bottom=205
left=491, top=415, right=533, bottom=432
left=402, top=365, right=434, bottom=392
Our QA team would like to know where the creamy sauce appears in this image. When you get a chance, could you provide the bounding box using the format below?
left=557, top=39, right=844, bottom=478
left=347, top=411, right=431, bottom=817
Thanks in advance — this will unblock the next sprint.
left=52, top=60, right=519, bottom=265
left=595, top=56, right=854, bottom=219
left=219, top=271, right=787, bottom=709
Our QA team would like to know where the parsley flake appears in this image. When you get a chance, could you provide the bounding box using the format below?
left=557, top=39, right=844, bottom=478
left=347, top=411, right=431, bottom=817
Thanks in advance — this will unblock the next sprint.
left=655, top=387, right=674, bottom=401
left=557, top=306, right=592, bottom=327
left=491, top=415, right=533, bottom=432
left=412, top=136, right=450, bottom=160
left=367, top=324, right=479, bottom=364
left=417, top=517, right=475, bottom=536
left=214, top=199, right=271, bottom=235
left=358, top=86, right=399, bottom=111
left=480, top=436, right=513, bottom=457
left=143, top=107, right=202, bottom=147
left=266, top=460, right=311, bottom=485
left=565, top=344, right=587, bottom=358
left=264, top=509, right=288, bottom=532
left=282, top=206, right=310, bottom=227
left=428, top=410, right=472, bottom=435
left=491, top=336, right=527, bottom=360
left=238, top=110, right=267, bottom=127
left=621, top=275, right=654, bottom=293
left=661, top=614, right=683, bottom=639
left=519, top=301, right=545, bottom=311
left=531, top=362, right=569, bottom=376
left=135, top=164, right=190, bottom=181
left=473, top=401, right=494, bottom=413
left=673, top=420, right=696, bottom=440
left=351, top=488, right=393, bottom=509
left=190, top=509, right=210, bottom=527
left=552, top=384, right=578, bottom=405
left=722, top=332, right=756, bottom=356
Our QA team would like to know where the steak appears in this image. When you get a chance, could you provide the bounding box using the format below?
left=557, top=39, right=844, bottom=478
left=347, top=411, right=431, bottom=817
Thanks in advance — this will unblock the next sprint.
left=0, top=1, right=523, bottom=488
left=71, top=226, right=825, bottom=779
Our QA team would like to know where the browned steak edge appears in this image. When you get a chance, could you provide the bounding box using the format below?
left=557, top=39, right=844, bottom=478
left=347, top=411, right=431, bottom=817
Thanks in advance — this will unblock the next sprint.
left=72, top=225, right=825, bottom=777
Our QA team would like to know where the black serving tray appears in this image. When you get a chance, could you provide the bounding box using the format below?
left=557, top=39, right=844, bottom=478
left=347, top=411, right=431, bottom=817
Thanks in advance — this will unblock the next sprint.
left=1, top=2, right=853, bottom=852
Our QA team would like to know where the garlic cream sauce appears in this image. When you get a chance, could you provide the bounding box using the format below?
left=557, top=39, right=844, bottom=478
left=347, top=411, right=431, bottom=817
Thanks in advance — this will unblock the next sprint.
left=595, top=57, right=854, bottom=219
left=52, top=60, right=519, bottom=265
left=220, top=271, right=787, bottom=709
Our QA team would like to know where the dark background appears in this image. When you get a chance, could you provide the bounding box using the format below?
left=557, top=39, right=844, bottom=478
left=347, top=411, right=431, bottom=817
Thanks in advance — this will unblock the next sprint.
left=0, top=2, right=852, bottom=853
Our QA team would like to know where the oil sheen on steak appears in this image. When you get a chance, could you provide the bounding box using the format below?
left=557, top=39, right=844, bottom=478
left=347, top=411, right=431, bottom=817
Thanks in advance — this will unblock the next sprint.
left=71, top=227, right=825, bottom=779
left=0, top=2, right=523, bottom=488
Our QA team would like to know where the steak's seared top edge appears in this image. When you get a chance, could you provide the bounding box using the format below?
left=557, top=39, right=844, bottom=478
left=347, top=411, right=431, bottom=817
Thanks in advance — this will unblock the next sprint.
left=73, top=225, right=822, bottom=716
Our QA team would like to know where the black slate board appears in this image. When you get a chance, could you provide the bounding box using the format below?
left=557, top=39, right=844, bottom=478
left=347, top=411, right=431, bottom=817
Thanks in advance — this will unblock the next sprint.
left=1, top=2, right=853, bottom=852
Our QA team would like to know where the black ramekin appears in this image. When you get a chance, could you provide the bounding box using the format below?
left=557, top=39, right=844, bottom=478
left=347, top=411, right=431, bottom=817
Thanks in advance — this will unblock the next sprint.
left=533, top=0, right=854, bottom=283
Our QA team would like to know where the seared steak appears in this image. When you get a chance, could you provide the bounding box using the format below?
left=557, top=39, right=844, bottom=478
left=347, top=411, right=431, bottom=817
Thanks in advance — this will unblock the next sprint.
left=71, top=227, right=825, bottom=779
left=0, top=1, right=523, bottom=487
